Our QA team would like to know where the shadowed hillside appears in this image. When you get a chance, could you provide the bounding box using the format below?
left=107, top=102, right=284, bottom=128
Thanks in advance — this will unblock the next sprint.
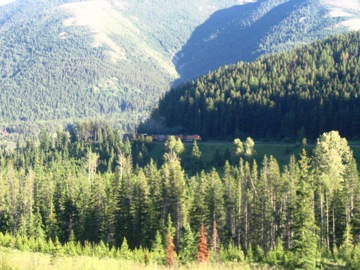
left=144, top=31, right=360, bottom=140
left=174, top=0, right=347, bottom=82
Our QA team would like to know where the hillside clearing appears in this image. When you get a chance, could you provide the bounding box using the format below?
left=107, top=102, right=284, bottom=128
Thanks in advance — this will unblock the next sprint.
left=323, top=0, right=360, bottom=29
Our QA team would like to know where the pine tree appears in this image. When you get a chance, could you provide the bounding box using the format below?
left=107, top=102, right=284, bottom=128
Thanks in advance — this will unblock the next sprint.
left=211, top=220, right=219, bottom=259
left=191, top=140, right=202, bottom=172
left=30, top=208, right=46, bottom=241
left=165, top=228, right=176, bottom=267
left=162, top=150, right=186, bottom=248
left=115, top=154, right=134, bottom=247
left=206, top=169, right=225, bottom=243
left=197, top=224, right=209, bottom=263
left=50, top=236, right=63, bottom=265
left=292, top=150, right=318, bottom=269
left=191, top=140, right=202, bottom=159
left=339, top=223, right=353, bottom=263
left=349, top=243, right=360, bottom=269
left=119, top=237, right=132, bottom=260
left=246, top=243, right=254, bottom=263
left=223, top=161, right=237, bottom=242
left=152, top=230, right=165, bottom=264
left=179, top=223, right=196, bottom=264
left=144, top=160, right=163, bottom=246
left=132, top=169, right=150, bottom=247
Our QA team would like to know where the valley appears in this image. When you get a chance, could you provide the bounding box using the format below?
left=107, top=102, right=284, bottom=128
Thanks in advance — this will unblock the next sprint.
left=1, top=1, right=360, bottom=269
left=1, top=0, right=359, bottom=133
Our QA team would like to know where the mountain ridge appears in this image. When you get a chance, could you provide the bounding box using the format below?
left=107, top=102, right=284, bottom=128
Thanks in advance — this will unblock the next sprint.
left=0, top=0, right=359, bottom=131
left=173, top=0, right=354, bottom=82
left=143, top=31, right=360, bottom=140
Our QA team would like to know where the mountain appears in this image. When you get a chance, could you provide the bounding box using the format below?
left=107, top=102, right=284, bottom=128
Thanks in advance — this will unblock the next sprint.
left=0, top=0, right=359, bottom=131
left=174, top=0, right=360, bottom=81
left=0, top=0, right=241, bottom=129
left=142, top=31, right=360, bottom=140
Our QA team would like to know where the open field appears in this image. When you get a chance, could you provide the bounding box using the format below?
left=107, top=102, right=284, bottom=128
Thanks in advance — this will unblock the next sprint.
left=323, top=0, right=360, bottom=30
left=143, top=140, right=360, bottom=174
left=0, top=247, right=277, bottom=270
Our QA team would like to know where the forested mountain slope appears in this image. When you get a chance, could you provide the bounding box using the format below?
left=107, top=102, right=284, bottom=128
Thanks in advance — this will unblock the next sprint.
left=174, top=0, right=360, bottom=81
left=146, top=31, right=360, bottom=140
left=0, top=0, right=240, bottom=128
left=0, top=0, right=359, bottom=130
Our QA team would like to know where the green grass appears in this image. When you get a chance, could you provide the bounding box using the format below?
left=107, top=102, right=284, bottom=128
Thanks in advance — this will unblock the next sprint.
left=143, top=140, right=360, bottom=175
left=0, top=247, right=279, bottom=270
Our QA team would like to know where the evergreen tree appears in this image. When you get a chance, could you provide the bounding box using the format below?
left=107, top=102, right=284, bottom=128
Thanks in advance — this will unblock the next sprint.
left=189, top=172, right=209, bottom=233
left=165, top=228, right=176, bottom=267
left=144, top=160, right=163, bottom=245
left=132, top=169, right=150, bottom=247
left=211, top=220, right=219, bottom=259
left=197, top=224, right=209, bottom=263
left=119, top=237, right=132, bottom=260
left=339, top=223, right=353, bottom=263
left=191, top=140, right=202, bottom=159
left=179, top=223, right=196, bottom=264
left=162, top=150, right=186, bottom=248
left=152, top=230, right=165, bottom=264
left=191, top=140, right=202, bottom=172
left=206, top=169, right=225, bottom=241
left=292, top=150, right=318, bottom=269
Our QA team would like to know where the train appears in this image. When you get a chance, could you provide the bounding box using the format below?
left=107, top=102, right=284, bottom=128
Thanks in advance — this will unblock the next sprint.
left=151, top=134, right=201, bottom=142
left=122, top=134, right=201, bottom=142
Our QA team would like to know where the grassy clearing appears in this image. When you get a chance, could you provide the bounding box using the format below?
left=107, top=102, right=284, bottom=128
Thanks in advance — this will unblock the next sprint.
left=0, top=247, right=278, bottom=270
left=0, top=248, right=140, bottom=270
left=148, top=141, right=306, bottom=167
left=145, top=140, right=360, bottom=175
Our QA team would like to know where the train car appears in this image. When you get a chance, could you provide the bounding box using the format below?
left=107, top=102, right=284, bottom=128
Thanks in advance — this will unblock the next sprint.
left=184, top=135, right=201, bottom=142
left=174, top=135, right=185, bottom=140
left=151, top=134, right=167, bottom=141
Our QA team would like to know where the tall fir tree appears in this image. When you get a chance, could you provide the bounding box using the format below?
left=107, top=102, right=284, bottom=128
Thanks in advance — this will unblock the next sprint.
left=292, top=150, right=318, bottom=269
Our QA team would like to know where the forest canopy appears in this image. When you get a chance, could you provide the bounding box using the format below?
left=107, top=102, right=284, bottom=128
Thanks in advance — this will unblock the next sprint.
left=0, top=124, right=360, bottom=268
left=145, top=31, right=360, bottom=140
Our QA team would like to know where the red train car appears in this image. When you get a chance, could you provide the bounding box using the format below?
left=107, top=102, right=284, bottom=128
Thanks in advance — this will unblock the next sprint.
left=184, top=135, right=201, bottom=142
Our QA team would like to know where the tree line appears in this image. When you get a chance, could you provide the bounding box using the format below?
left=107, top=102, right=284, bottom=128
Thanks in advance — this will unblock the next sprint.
left=0, top=123, right=360, bottom=268
left=146, top=31, right=360, bottom=140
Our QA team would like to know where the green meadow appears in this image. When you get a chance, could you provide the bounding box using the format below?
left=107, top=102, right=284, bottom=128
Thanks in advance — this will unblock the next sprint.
left=0, top=247, right=279, bottom=270
left=141, top=140, right=360, bottom=175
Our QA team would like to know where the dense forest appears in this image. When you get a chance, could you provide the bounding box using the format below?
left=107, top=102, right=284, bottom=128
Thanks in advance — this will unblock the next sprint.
left=1, top=2, right=360, bottom=269
left=145, top=31, right=360, bottom=140
left=0, top=0, right=167, bottom=128
left=0, top=122, right=360, bottom=269
left=0, top=0, right=357, bottom=131
left=0, top=0, right=240, bottom=128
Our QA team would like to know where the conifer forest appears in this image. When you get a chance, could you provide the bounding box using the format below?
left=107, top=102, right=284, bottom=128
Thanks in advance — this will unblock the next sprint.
left=150, top=32, right=360, bottom=140
left=1, top=1, right=360, bottom=269
left=0, top=123, right=360, bottom=269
